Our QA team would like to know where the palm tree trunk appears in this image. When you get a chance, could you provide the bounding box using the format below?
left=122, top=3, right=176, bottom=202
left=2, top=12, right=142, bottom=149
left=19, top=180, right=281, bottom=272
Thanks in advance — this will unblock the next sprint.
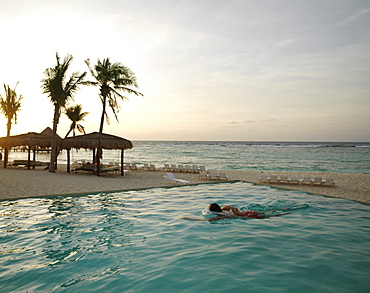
left=97, top=94, right=107, bottom=176
left=3, top=117, right=12, bottom=168
left=64, top=127, right=73, bottom=138
left=99, top=94, right=107, bottom=134
left=49, top=105, right=60, bottom=173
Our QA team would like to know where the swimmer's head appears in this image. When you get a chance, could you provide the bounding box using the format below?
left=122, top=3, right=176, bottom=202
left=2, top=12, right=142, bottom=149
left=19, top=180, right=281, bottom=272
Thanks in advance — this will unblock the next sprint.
left=209, top=203, right=222, bottom=213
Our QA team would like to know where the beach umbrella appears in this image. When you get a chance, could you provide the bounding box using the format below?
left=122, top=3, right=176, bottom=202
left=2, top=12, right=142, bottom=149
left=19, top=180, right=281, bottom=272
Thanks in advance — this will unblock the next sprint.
left=61, top=132, right=133, bottom=176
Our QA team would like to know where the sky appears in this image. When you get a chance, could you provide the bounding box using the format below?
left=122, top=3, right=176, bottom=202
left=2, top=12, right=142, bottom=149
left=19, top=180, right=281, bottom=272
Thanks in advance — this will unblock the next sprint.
left=0, top=0, right=369, bottom=142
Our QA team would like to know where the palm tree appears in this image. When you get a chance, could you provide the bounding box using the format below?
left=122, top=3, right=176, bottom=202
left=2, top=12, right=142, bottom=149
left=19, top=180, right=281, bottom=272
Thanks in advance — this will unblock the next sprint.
left=84, top=58, right=143, bottom=134
left=0, top=82, right=23, bottom=167
left=41, top=53, right=86, bottom=172
left=64, top=104, right=89, bottom=138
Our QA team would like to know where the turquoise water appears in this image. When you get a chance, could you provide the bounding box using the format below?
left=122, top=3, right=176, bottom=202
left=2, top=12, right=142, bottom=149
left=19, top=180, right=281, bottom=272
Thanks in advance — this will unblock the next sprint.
left=8, top=141, right=370, bottom=174
left=1, top=182, right=369, bottom=292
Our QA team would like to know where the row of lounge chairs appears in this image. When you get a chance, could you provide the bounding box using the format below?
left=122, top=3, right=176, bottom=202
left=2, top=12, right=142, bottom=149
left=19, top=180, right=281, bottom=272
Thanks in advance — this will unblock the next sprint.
left=124, top=163, right=207, bottom=173
left=198, top=171, right=229, bottom=181
left=158, top=164, right=206, bottom=173
left=72, top=161, right=131, bottom=174
left=8, top=160, right=47, bottom=168
left=259, top=175, right=335, bottom=187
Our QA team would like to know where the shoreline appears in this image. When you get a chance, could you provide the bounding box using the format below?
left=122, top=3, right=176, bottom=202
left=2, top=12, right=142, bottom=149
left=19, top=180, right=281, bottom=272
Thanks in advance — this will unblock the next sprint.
left=0, top=166, right=369, bottom=204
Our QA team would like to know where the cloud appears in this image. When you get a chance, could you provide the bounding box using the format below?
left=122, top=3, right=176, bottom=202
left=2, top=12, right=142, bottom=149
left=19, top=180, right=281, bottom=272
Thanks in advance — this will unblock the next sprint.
left=334, top=8, right=370, bottom=28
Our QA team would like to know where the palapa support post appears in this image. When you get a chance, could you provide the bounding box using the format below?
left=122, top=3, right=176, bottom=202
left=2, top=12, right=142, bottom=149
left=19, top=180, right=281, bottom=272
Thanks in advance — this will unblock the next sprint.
left=67, top=149, right=70, bottom=173
left=97, top=141, right=101, bottom=177
left=27, top=147, right=31, bottom=170
left=121, top=149, right=124, bottom=176
left=32, top=148, right=36, bottom=169
left=3, top=147, right=8, bottom=168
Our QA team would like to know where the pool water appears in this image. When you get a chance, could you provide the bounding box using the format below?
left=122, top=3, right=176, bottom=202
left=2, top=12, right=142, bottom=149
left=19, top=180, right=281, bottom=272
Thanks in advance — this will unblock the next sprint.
left=0, top=182, right=369, bottom=292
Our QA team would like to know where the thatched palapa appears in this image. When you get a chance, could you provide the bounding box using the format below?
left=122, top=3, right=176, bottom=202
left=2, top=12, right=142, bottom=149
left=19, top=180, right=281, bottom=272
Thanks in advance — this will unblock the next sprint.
left=0, top=127, right=60, bottom=149
left=61, top=132, right=133, bottom=150
left=61, top=132, right=133, bottom=176
left=0, top=127, right=60, bottom=169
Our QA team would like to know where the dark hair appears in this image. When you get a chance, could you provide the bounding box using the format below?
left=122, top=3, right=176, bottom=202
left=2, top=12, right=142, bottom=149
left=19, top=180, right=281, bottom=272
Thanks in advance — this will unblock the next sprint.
left=209, top=203, right=222, bottom=213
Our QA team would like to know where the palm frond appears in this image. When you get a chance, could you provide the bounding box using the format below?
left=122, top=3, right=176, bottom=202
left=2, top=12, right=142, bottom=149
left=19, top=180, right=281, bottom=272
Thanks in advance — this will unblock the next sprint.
left=85, top=57, right=143, bottom=132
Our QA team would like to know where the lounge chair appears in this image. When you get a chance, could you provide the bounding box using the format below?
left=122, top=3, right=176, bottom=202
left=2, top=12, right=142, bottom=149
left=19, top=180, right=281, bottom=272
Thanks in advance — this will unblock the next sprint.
left=192, top=165, right=200, bottom=173
left=71, top=161, right=81, bottom=171
left=142, top=163, right=151, bottom=171
left=79, top=163, right=97, bottom=172
left=198, top=171, right=209, bottom=180
left=164, top=173, right=189, bottom=185
left=199, top=165, right=207, bottom=172
left=208, top=172, right=221, bottom=180
left=322, top=178, right=335, bottom=187
left=288, top=177, right=300, bottom=185
left=184, top=165, right=192, bottom=173
left=177, top=165, right=185, bottom=172
left=269, top=175, right=279, bottom=184
left=258, top=175, right=270, bottom=183
left=218, top=172, right=229, bottom=180
left=170, top=164, right=178, bottom=172
left=100, top=164, right=120, bottom=173
left=149, top=164, right=156, bottom=171
left=300, top=177, right=313, bottom=185
left=278, top=176, right=289, bottom=184
left=131, top=164, right=138, bottom=171
left=312, top=177, right=324, bottom=186
left=163, top=164, right=171, bottom=171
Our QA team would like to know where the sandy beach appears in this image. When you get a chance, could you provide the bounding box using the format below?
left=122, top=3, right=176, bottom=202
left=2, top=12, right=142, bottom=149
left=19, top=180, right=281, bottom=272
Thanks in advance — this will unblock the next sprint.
left=0, top=165, right=369, bottom=204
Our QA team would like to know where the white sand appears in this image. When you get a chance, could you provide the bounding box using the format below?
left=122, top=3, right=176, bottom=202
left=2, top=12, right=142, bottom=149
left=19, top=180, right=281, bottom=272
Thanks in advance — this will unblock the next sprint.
left=0, top=166, right=369, bottom=204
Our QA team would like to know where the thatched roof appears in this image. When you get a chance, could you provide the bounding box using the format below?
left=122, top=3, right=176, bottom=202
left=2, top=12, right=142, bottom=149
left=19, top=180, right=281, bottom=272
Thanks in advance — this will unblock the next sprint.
left=40, top=127, right=55, bottom=137
left=61, top=132, right=133, bottom=150
left=0, top=127, right=61, bottom=148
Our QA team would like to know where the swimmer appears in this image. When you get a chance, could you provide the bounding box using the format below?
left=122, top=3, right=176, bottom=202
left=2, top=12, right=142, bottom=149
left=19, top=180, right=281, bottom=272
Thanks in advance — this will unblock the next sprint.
left=182, top=203, right=291, bottom=221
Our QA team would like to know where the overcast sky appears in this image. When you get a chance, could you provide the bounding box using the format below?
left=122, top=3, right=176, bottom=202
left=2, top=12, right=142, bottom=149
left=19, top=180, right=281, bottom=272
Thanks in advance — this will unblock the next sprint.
left=0, top=0, right=369, bottom=141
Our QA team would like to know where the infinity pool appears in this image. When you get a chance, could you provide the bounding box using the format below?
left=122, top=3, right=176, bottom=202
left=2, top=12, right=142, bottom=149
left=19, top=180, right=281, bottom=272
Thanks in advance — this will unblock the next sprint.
left=0, top=182, right=369, bottom=292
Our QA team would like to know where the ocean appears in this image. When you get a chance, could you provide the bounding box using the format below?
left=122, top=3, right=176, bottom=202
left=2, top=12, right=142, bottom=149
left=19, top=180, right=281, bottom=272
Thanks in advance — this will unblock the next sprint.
left=9, top=141, right=370, bottom=174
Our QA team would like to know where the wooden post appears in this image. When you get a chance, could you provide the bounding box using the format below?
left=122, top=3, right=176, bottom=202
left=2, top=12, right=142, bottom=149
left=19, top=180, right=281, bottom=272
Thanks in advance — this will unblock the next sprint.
left=97, top=141, right=101, bottom=177
left=32, top=149, right=36, bottom=169
left=121, top=149, right=124, bottom=176
left=3, top=147, right=8, bottom=168
left=27, top=147, right=31, bottom=170
left=67, top=149, right=70, bottom=173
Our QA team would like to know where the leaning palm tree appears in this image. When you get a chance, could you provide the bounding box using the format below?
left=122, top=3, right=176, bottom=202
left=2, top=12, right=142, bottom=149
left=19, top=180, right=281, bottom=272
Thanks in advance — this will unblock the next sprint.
left=64, top=104, right=89, bottom=138
left=0, top=82, right=23, bottom=167
left=84, top=58, right=143, bottom=134
left=41, top=53, right=86, bottom=172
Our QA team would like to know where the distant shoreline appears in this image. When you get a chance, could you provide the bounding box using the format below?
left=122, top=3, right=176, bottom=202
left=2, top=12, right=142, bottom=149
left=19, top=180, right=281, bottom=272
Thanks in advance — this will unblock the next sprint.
left=0, top=165, right=369, bottom=204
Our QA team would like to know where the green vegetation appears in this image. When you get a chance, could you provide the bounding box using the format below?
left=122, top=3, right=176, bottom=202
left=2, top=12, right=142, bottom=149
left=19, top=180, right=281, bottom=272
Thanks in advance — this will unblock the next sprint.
left=64, top=104, right=89, bottom=138
left=84, top=58, right=143, bottom=134
left=0, top=53, right=142, bottom=170
left=0, top=82, right=23, bottom=166
left=41, top=53, right=87, bottom=172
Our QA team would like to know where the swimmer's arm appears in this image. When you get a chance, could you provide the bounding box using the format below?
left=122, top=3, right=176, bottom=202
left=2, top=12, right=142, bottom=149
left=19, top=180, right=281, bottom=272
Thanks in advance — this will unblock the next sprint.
left=181, top=215, right=229, bottom=222
left=222, top=206, right=245, bottom=216
left=265, top=212, right=291, bottom=217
